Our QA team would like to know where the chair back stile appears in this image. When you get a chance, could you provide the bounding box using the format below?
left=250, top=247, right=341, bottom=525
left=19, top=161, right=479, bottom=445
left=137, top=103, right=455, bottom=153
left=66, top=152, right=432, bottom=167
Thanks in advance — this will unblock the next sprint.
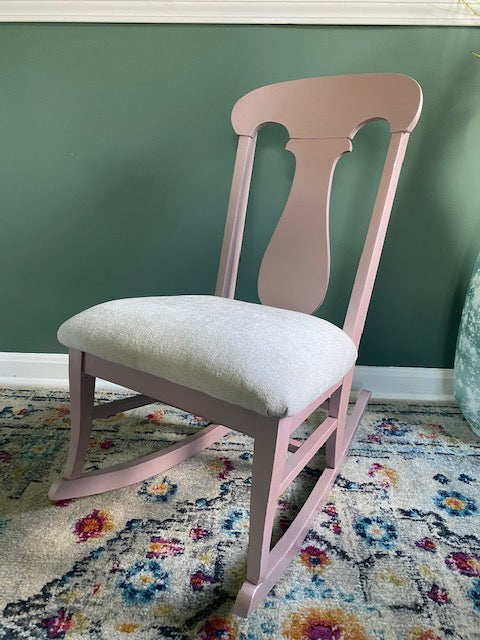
left=343, top=131, right=410, bottom=347
left=215, top=135, right=257, bottom=299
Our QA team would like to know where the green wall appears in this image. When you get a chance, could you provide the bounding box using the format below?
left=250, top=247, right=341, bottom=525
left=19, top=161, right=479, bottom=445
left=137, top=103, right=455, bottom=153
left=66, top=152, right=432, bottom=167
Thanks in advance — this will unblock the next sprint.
left=1, top=24, right=479, bottom=367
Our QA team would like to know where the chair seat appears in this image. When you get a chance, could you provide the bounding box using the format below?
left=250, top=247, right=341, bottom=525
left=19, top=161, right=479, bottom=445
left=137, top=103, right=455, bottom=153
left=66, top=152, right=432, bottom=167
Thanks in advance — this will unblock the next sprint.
left=58, top=295, right=357, bottom=417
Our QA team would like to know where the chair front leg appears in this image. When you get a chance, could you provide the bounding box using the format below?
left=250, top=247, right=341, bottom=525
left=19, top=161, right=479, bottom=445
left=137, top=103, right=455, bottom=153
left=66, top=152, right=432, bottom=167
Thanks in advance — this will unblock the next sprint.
left=62, top=349, right=96, bottom=479
left=246, top=416, right=291, bottom=585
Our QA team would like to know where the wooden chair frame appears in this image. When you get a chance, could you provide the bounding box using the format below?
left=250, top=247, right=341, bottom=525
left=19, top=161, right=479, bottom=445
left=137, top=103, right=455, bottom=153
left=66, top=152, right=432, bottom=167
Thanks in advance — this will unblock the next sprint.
left=49, top=73, right=422, bottom=617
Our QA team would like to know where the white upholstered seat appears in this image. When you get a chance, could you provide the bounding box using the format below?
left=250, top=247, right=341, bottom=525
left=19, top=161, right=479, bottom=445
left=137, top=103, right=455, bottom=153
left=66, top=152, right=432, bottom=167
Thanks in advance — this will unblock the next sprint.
left=58, top=295, right=357, bottom=417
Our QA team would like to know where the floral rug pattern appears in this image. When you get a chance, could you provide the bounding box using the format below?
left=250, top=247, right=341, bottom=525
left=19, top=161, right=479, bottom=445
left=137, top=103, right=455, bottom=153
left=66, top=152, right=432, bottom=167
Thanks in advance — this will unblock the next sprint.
left=0, top=388, right=479, bottom=639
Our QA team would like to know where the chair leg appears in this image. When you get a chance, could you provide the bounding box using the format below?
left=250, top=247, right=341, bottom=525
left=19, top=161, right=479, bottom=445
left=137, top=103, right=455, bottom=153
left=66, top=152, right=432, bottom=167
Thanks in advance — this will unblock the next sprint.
left=230, top=418, right=290, bottom=616
left=246, top=418, right=291, bottom=584
left=234, top=375, right=371, bottom=617
left=325, top=369, right=353, bottom=469
left=49, top=350, right=232, bottom=501
left=49, top=350, right=95, bottom=499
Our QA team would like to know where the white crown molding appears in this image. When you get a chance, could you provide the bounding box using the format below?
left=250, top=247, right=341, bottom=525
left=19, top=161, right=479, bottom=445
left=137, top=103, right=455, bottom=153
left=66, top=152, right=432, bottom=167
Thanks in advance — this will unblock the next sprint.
left=0, top=352, right=455, bottom=400
left=0, top=1, right=478, bottom=25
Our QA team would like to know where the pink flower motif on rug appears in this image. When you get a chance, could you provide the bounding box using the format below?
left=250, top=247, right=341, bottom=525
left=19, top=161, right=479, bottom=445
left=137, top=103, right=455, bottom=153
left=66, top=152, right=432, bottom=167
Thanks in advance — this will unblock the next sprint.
left=277, top=498, right=294, bottom=532
left=145, top=409, right=164, bottom=425
left=419, top=423, right=445, bottom=440
left=0, top=450, right=12, bottom=463
left=208, top=456, right=234, bottom=480
left=45, top=406, right=70, bottom=423
left=427, top=584, right=450, bottom=605
left=88, top=438, right=114, bottom=450
left=445, top=552, right=480, bottom=577
left=51, top=498, right=73, bottom=508
left=190, top=526, right=211, bottom=541
left=300, top=545, right=330, bottom=574
left=322, top=503, right=338, bottom=517
left=73, top=509, right=114, bottom=543
left=415, top=537, right=436, bottom=552
left=198, top=616, right=236, bottom=640
left=40, top=608, right=74, bottom=638
left=367, top=463, right=398, bottom=489
left=147, top=536, right=183, bottom=559
left=190, top=570, right=214, bottom=591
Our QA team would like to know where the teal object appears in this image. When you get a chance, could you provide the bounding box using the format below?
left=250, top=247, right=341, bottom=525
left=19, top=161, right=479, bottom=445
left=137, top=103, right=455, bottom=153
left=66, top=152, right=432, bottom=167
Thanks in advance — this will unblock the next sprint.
left=454, top=254, right=480, bottom=437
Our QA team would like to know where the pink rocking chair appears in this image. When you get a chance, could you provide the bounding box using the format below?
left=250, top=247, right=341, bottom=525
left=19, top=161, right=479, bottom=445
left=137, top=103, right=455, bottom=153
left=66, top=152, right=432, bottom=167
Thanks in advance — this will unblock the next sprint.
left=49, top=73, right=422, bottom=617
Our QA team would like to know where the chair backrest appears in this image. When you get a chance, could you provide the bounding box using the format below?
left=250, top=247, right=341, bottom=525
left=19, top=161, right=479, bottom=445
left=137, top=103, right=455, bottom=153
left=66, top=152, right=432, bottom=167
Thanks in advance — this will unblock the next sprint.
left=215, top=73, right=422, bottom=347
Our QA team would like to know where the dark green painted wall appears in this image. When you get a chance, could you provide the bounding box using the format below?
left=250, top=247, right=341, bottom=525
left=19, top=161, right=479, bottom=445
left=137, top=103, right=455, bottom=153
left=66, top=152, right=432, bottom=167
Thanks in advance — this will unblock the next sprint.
left=1, top=24, right=479, bottom=366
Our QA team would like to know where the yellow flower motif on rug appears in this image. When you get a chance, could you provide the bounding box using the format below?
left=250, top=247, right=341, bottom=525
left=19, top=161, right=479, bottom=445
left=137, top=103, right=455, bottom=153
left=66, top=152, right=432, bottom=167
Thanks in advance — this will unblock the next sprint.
left=115, top=622, right=139, bottom=633
left=283, top=607, right=368, bottom=640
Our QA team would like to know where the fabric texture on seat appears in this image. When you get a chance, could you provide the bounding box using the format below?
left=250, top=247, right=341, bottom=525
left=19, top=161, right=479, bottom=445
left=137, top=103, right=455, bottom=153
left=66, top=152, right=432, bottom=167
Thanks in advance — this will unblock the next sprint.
left=58, top=295, right=357, bottom=417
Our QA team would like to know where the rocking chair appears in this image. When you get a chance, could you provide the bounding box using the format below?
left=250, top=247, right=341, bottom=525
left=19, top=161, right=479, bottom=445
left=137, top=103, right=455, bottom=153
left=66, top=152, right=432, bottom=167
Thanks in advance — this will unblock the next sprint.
left=49, top=73, right=422, bottom=617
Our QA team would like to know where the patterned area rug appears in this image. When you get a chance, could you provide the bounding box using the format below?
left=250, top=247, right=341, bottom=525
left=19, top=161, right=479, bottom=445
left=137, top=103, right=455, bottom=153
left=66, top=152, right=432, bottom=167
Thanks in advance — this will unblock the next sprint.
left=0, top=388, right=479, bottom=640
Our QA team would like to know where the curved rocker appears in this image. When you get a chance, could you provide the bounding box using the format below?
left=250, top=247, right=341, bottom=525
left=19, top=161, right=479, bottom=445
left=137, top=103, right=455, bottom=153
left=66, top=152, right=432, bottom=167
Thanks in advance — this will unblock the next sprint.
left=49, top=74, right=422, bottom=617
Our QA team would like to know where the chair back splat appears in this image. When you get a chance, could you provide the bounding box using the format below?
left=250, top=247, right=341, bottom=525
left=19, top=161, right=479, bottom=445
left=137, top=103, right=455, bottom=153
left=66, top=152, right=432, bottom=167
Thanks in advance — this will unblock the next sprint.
left=216, top=74, right=422, bottom=329
left=50, top=73, right=422, bottom=618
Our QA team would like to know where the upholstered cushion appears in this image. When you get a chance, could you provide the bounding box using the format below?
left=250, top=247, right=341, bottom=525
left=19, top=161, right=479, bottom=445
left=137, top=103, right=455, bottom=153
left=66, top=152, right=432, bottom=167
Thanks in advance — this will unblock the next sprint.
left=58, top=295, right=357, bottom=418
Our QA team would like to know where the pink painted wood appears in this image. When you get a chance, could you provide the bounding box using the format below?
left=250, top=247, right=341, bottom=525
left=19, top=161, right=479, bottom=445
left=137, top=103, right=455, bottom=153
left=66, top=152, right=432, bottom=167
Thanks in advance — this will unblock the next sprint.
left=258, top=137, right=351, bottom=313
left=49, top=73, right=422, bottom=618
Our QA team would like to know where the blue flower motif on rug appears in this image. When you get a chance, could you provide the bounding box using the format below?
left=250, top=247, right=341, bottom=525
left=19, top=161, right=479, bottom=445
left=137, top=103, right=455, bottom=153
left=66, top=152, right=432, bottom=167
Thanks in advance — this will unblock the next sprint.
left=221, top=509, right=250, bottom=537
left=433, top=473, right=450, bottom=485
left=0, top=404, right=38, bottom=419
left=20, top=436, right=58, bottom=461
left=458, top=473, right=476, bottom=484
left=117, top=560, right=169, bottom=605
left=0, top=519, right=10, bottom=535
left=433, top=490, right=477, bottom=517
left=469, top=579, right=480, bottom=612
left=376, top=418, right=410, bottom=437
left=352, top=515, right=397, bottom=549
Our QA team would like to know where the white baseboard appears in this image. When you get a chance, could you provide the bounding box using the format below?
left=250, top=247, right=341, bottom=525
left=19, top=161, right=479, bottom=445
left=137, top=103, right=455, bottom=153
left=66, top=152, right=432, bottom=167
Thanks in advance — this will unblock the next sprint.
left=353, top=365, right=454, bottom=401
left=0, top=352, right=454, bottom=401
left=0, top=352, right=125, bottom=393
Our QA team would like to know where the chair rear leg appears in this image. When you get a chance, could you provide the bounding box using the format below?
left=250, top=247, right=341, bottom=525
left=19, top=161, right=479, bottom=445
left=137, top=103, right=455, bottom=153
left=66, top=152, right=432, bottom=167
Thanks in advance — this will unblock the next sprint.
left=49, top=350, right=95, bottom=499
left=325, top=369, right=353, bottom=469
